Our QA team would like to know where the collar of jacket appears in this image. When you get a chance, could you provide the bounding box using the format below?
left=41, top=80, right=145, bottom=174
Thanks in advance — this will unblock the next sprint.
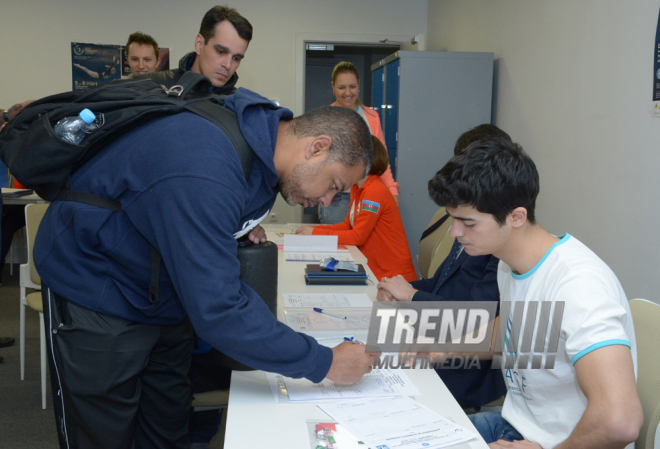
left=178, top=52, right=239, bottom=96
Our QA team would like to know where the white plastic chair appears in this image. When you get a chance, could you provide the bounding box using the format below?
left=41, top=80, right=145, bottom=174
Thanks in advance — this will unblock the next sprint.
left=19, top=203, right=48, bottom=409
left=630, top=298, right=660, bottom=449
left=192, top=390, right=229, bottom=412
left=418, top=208, right=454, bottom=279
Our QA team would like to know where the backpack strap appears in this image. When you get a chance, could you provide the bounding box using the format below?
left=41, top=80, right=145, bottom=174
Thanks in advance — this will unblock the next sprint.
left=163, top=70, right=214, bottom=98
left=63, top=191, right=122, bottom=211
left=184, top=100, right=253, bottom=180
left=66, top=101, right=254, bottom=305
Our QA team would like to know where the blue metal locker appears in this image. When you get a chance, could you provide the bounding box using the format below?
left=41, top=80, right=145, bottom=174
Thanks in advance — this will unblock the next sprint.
left=371, top=66, right=384, bottom=124
left=371, top=51, right=494, bottom=272
left=384, top=58, right=400, bottom=180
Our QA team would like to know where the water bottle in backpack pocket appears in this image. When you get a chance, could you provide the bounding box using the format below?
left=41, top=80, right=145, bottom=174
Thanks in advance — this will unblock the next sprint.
left=53, top=108, right=104, bottom=145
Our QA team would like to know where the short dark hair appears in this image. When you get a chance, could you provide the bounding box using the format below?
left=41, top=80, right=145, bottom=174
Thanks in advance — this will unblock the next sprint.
left=369, top=136, right=388, bottom=176
left=126, top=32, right=159, bottom=57
left=199, top=5, right=253, bottom=43
left=289, top=106, right=372, bottom=173
left=453, top=124, right=512, bottom=155
left=428, top=138, right=539, bottom=224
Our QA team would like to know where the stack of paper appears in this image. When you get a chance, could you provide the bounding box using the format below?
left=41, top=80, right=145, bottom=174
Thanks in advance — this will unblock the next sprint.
left=287, top=368, right=420, bottom=401
left=285, top=252, right=354, bottom=262
left=284, top=310, right=372, bottom=332
left=319, top=396, right=478, bottom=449
left=284, top=235, right=338, bottom=252
left=265, top=368, right=420, bottom=403
left=282, top=293, right=372, bottom=309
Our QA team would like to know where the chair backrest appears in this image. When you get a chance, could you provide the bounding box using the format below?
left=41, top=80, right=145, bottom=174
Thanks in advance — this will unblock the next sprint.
left=25, top=203, right=49, bottom=286
left=630, top=298, right=660, bottom=449
left=418, top=208, right=454, bottom=279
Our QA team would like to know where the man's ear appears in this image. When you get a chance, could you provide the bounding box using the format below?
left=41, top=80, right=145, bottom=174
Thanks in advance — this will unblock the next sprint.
left=305, top=135, right=332, bottom=160
left=194, top=34, right=204, bottom=55
left=509, top=207, right=528, bottom=228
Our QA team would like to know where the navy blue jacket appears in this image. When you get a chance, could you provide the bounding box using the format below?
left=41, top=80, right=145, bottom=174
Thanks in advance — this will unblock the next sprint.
left=411, top=250, right=507, bottom=408
left=34, top=88, right=333, bottom=382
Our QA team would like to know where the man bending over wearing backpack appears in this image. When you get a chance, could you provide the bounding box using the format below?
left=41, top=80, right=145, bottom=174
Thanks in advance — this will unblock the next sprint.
left=429, top=138, right=642, bottom=448
left=34, top=95, right=376, bottom=448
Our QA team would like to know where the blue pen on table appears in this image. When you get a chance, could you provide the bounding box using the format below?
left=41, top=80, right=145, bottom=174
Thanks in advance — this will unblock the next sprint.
left=344, top=336, right=363, bottom=344
left=313, top=307, right=347, bottom=320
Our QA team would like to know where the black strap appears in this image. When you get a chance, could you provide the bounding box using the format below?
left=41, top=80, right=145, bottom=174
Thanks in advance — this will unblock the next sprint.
left=66, top=191, right=122, bottom=211
left=184, top=100, right=253, bottom=181
left=169, top=71, right=214, bottom=98
left=420, top=213, right=450, bottom=242
left=144, top=106, right=253, bottom=305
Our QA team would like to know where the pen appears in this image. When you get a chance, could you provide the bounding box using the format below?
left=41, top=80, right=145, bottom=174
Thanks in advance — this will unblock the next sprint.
left=344, top=336, right=363, bottom=344
left=313, top=307, right=347, bottom=320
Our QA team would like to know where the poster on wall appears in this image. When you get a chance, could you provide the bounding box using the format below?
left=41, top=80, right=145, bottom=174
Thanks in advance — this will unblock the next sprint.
left=653, top=9, right=660, bottom=116
left=651, top=12, right=660, bottom=118
left=654, top=9, right=660, bottom=99
left=71, top=43, right=122, bottom=90
left=120, top=47, right=171, bottom=79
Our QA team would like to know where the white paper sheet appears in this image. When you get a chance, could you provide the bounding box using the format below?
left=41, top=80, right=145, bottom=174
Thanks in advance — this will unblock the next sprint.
left=261, top=224, right=299, bottom=245
left=283, top=368, right=421, bottom=402
left=319, top=396, right=477, bottom=449
left=284, top=252, right=354, bottom=262
left=283, top=293, right=372, bottom=308
left=267, top=232, right=293, bottom=245
left=284, top=235, right=338, bottom=252
left=284, top=310, right=372, bottom=332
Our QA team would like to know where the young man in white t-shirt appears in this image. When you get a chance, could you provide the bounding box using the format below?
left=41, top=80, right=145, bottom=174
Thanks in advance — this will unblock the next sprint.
left=428, top=138, right=642, bottom=448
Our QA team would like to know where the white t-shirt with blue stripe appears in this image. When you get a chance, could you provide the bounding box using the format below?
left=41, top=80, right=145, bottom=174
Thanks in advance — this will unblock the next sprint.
left=497, top=234, right=636, bottom=448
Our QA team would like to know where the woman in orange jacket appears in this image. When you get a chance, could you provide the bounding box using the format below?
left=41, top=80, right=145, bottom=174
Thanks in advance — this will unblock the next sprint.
left=320, top=61, right=399, bottom=224
left=297, top=137, right=416, bottom=282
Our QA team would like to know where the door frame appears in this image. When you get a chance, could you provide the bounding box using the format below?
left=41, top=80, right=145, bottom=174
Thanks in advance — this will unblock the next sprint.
left=294, top=32, right=424, bottom=115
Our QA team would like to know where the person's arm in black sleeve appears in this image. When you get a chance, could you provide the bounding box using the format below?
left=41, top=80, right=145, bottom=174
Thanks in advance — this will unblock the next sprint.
left=412, top=255, right=499, bottom=303
left=410, top=270, right=441, bottom=293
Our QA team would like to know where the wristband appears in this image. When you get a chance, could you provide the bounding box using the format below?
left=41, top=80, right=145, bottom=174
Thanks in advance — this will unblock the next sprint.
left=2, top=111, right=9, bottom=123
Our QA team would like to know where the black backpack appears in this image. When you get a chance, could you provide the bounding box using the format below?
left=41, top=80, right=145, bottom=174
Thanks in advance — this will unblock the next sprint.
left=0, top=71, right=254, bottom=303
left=0, top=71, right=253, bottom=205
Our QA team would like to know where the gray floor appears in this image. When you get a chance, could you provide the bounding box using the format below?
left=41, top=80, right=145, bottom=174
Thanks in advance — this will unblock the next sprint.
left=0, top=266, right=226, bottom=448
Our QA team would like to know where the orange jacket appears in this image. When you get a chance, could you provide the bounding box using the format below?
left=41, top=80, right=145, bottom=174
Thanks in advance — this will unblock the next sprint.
left=312, top=175, right=415, bottom=282
left=331, top=102, right=399, bottom=197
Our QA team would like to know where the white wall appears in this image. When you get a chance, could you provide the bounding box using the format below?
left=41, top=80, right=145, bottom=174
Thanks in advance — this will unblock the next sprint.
left=0, top=0, right=428, bottom=223
left=0, top=0, right=427, bottom=108
left=427, top=0, right=660, bottom=301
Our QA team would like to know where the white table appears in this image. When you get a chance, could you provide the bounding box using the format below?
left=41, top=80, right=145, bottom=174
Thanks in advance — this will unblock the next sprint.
left=224, top=225, right=488, bottom=448
left=2, top=188, right=47, bottom=205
